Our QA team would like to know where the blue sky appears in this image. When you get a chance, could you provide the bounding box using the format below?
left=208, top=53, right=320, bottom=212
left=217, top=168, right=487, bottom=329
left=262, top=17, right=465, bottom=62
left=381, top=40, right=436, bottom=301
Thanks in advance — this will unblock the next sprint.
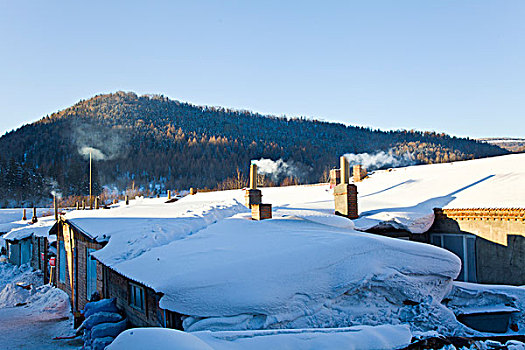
left=0, top=1, right=523, bottom=138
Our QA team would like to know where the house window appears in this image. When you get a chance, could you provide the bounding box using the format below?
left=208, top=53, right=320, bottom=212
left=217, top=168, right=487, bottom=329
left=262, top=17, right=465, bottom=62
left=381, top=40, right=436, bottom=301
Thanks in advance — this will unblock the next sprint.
left=431, top=233, right=477, bottom=282
left=59, top=242, right=66, bottom=283
left=129, top=282, right=145, bottom=311
left=86, top=248, right=97, bottom=300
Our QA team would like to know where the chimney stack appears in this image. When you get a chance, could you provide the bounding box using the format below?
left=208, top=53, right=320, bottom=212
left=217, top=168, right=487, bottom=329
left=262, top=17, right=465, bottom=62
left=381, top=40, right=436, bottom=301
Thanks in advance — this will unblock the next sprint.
left=249, top=164, right=257, bottom=189
left=329, top=169, right=340, bottom=189
left=334, top=156, right=358, bottom=219
left=353, top=164, right=367, bottom=182
left=22, top=209, right=27, bottom=221
left=31, top=207, right=38, bottom=223
left=340, top=156, right=349, bottom=185
left=245, top=163, right=262, bottom=208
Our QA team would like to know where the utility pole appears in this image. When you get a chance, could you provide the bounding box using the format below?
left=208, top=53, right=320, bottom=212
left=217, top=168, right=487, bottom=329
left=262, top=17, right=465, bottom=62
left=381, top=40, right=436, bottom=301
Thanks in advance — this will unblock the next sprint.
left=89, top=151, right=93, bottom=209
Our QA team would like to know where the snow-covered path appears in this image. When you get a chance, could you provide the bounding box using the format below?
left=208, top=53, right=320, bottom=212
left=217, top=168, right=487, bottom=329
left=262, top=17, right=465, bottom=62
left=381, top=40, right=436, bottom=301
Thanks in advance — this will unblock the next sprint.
left=0, top=306, right=81, bottom=349
left=0, top=262, right=80, bottom=349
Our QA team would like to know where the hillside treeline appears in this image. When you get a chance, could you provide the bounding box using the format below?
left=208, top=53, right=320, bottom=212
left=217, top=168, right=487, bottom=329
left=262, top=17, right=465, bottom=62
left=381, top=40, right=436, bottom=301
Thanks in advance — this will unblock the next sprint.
left=0, top=91, right=507, bottom=206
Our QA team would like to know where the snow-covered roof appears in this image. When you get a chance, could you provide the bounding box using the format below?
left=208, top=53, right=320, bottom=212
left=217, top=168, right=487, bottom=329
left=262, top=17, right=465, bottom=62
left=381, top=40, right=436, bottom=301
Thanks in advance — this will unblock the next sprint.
left=2, top=216, right=57, bottom=243
left=0, top=208, right=54, bottom=233
left=60, top=153, right=524, bottom=334
left=353, top=153, right=525, bottom=233
left=63, top=188, right=461, bottom=333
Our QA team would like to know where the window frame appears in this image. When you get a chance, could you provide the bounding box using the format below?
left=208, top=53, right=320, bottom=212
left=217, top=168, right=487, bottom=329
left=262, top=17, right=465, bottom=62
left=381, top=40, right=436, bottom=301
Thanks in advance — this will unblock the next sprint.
left=430, top=233, right=477, bottom=283
left=129, top=282, right=146, bottom=312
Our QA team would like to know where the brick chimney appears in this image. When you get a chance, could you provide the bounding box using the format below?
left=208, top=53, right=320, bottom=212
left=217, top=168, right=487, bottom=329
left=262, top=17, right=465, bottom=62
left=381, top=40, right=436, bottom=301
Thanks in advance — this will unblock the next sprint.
left=334, top=156, right=358, bottom=219
left=353, top=164, right=367, bottom=182
left=329, top=169, right=340, bottom=189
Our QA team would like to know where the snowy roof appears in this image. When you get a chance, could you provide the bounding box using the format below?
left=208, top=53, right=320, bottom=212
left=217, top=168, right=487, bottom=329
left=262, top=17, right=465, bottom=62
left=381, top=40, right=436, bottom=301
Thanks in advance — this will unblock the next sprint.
left=2, top=216, right=57, bottom=242
left=60, top=154, right=523, bottom=333
left=353, top=153, right=525, bottom=232
left=64, top=188, right=461, bottom=333
left=0, top=208, right=54, bottom=233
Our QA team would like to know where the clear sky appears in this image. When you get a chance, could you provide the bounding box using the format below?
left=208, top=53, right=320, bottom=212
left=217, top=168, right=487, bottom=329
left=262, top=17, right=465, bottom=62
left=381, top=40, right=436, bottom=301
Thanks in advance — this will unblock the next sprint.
left=0, top=1, right=523, bottom=138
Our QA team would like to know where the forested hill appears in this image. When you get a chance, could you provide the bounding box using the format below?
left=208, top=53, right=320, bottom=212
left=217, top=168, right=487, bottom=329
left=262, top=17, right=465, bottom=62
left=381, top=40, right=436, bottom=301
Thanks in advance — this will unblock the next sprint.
left=0, top=91, right=507, bottom=206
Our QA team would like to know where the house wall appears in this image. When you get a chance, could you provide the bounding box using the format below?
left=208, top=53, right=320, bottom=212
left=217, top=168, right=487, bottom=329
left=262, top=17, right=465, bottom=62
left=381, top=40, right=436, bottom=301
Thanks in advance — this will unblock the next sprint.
left=476, top=234, right=525, bottom=285
left=430, top=209, right=525, bottom=285
left=56, top=221, right=104, bottom=313
left=102, top=266, right=164, bottom=328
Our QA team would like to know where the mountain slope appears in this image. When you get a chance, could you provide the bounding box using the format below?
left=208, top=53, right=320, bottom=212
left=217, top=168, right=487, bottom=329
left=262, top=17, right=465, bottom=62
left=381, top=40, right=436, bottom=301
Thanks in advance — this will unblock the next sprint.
left=0, top=91, right=507, bottom=205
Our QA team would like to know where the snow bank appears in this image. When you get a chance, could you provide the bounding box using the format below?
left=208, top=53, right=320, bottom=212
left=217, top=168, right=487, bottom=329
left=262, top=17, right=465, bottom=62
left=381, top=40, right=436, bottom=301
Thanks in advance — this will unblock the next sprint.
left=0, top=262, right=70, bottom=320
left=108, top=325, right=412, bottom=350
left=0, top=263, right=42, bottom=291
left=0, top=282, right=32, bottom=307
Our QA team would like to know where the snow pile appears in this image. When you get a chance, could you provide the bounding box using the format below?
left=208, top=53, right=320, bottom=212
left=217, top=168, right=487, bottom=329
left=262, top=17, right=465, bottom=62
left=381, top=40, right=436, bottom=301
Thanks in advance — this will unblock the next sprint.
left=0, top=282, right=32, bottom=307
left=0, top=262, right=70, bottom=320
left=0, top=263, right=42, bottom=292
left=108, top=325, right=413, bottom=350
left=28, top=284, right=71, bottom=320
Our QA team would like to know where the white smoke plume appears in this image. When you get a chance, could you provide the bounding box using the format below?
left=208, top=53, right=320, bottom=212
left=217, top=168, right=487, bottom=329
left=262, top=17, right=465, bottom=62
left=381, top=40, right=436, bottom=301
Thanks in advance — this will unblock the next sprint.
left=48, top=180, right=63, bottom=199
left=79, top=146, right=107, bottom=161
left=251, top=158, right=300, bottom=182
left=344, top=149, right=415, bottom=171
left=72, top=119, right=130, bottom=161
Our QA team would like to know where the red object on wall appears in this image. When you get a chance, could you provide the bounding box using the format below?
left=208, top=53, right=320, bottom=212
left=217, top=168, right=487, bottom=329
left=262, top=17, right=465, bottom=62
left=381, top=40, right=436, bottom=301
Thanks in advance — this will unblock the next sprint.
left=49, top=257, right=56, bottom=267
left=41, top=252, right=45, bottom=260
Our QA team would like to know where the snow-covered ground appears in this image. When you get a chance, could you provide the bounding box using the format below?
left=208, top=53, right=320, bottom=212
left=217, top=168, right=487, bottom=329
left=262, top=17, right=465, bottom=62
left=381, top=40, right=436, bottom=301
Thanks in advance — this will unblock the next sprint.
left=0, top=262, right=80, bottom=349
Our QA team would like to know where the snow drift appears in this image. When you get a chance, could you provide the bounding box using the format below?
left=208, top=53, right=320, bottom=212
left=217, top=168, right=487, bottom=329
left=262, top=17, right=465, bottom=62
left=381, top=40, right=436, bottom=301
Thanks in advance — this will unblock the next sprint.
left=108, top=325, right=413, bottom=350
